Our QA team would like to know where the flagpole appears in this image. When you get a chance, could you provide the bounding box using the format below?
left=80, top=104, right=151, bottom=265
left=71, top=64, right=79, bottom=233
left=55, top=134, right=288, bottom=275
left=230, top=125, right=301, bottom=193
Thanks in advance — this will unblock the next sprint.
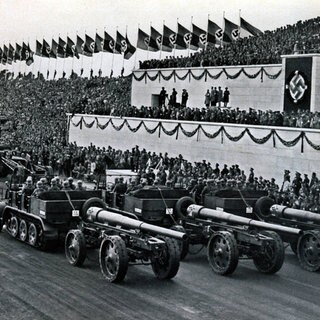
left=174, top=18, right=178, bottom=58
left=188, top=16, right=192, bottom=57
left=111, top=26, right=117, bottom=78
left=80, top=31, right=84, bottom=77
left=239, top=9, right=241, bottom=39
left=47, top=37, right=51, bottom=79
left=121, top=26, right=127, bottom=76
left=71, top=35, right=75, bottom=75
left=134, top=24, right=139, bottom=71
left=147, top=22, right=151, bottom=61
left=160, top=20, right=165, bottom=60
left=99, top=28, right=105, bottom=75
left=205, top=15, right=209, bottom=51
left=63, top=33, right=67, bottom=78
left=222, top=11, right=225, bottom=48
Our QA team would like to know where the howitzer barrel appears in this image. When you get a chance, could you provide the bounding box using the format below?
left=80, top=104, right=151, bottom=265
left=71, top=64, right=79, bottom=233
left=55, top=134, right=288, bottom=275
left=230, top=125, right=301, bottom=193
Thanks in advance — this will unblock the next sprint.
left=85, top=207, right=187, bottom=240
left=187, top=205, right=302, bottom=236
left=271, top=205, right=320, bottom=224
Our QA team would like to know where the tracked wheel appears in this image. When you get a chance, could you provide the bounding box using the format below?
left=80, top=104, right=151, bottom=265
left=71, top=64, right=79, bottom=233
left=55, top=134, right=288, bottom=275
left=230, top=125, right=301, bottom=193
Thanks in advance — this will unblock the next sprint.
left=99, top=236, right=128, bottom=283
left=207, top=232, right=239, bottom=275
left=8, top=216, right=19, bottom=238
left=297, top=231, right=320, bottom=272
left=151, top=237, right=180, bottom=280
left=19, top=219, right=28, bottom=242
left=28, top=223, right=38, bottom=246
left=253, top=231, right=284, bottom=274
left=65, top=230, right=87, bottom=267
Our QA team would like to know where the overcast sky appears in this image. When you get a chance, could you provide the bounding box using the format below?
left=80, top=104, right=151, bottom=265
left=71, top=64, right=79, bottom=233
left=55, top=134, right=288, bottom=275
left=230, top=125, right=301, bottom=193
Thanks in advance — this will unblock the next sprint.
left=0, top=0, right=319, bottom=44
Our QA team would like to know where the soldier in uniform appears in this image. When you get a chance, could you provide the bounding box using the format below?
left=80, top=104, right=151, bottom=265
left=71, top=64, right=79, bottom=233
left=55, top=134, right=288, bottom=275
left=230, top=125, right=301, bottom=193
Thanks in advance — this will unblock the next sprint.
left=21, top=176, right=35, bottom=196
left=48, top=178, right=60, bottom=191
left=32, top=181, right=45, bottom=198
left=181, top=89, right=188, bottom=108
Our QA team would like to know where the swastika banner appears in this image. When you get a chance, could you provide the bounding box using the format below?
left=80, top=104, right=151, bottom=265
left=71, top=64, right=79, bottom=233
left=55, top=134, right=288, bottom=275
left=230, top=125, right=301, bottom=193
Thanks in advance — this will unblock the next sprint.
left=284, top=56, right=312, bottom=112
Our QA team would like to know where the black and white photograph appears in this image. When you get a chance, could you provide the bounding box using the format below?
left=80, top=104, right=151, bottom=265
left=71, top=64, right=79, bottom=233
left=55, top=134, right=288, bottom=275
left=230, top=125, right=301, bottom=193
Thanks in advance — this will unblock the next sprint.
left=0, top=0, right=320, bottom=319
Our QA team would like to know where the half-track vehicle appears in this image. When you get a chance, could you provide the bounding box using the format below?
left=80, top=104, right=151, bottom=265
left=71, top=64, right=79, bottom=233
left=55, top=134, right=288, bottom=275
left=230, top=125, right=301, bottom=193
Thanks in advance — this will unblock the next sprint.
left=254, top=196, right=320, bottom=271
left=0, top=186, right=105, bottom=250
left=65, top=201, right=186, bottom=283
left=174, top=197, right=302, bottom=275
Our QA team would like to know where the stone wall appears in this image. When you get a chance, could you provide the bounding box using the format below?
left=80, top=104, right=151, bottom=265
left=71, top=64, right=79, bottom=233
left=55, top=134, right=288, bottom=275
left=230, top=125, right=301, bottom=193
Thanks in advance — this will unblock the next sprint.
left=131, top=64, right=283, bottom=111
left=68, top=114, right=320, bottom=183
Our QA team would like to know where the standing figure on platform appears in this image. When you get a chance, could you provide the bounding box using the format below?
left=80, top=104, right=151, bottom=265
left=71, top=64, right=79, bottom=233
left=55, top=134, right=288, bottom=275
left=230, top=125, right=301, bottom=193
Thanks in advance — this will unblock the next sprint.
left=159, top=87, right=167, bottom=107
left=169, top=88, right=177, bottom=107
left=218, top=86, right=223, bottom=107
left=223, top=87, right=230, bottom=107
left=181, top=89, right=189, bottom=108
left=204, top=89, right=211, bottom=107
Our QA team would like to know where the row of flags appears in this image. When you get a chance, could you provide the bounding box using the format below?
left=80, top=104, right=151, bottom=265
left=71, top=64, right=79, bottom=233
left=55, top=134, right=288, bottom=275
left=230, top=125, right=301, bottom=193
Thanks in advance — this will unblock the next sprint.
left=0, top=16, right=262, bottom=66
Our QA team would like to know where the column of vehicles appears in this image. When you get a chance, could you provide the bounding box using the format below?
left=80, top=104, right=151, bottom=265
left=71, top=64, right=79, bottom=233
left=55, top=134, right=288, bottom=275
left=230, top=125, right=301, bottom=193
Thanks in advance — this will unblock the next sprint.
left=1, top=168, right=319, bottom=284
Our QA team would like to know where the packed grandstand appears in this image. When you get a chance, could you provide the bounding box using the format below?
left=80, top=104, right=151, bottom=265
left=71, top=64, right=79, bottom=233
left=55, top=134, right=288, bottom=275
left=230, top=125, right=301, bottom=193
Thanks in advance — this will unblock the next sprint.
left=0, top=16, right=320, bottom=213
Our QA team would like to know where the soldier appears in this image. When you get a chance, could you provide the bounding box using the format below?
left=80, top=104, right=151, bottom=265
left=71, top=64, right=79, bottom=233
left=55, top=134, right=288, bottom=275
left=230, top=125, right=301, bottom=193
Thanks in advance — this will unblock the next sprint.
left=217, top=86, right=223, bottom=107
left=21, top=176, right=35, bottom=196
left=169, top=88, right=177, bottom=107
left=61, top=180, right=72, bottom=191
left=223, top=87, right=230, bottom=107
left=204, top=89, right=211, bottom=107
left=181, top=89, right=188, bottom=108
left=75, top=180, right=86, bottom=191
left=68, top=177, right=76, bottom=190
left=32, top=181, right=45, bottom=198
left=159, top=87, right=167, bottom=107
left=48, top=178, right=60, bottom=191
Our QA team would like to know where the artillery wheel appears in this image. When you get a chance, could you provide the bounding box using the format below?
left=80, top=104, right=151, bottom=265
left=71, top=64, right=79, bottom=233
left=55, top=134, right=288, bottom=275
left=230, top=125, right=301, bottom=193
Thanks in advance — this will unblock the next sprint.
left=19, top=219, right=28, bottom=242
left=297, top=231, right=320, bottom=272
left=175, top=196, right=195, bottom=219
left=65, top=230, right=87, bottom=267
left=253, top=231, right=284, bottom=274
left=99, top=236, right=128, bottom=283
left=8, top=216, right=19, bottom=238
left=170, top=225, right=189, bottom=260
left=254, top=196, right=275, bottom=221
left=81, top=197, right=107, bottom=218
left=207, top=232, right=239, bottom=275
left=151, top=237, right=180, bottom=280
left=28, top=223, right=38, bottom=246
left=290, top=240, right=298, bottom=255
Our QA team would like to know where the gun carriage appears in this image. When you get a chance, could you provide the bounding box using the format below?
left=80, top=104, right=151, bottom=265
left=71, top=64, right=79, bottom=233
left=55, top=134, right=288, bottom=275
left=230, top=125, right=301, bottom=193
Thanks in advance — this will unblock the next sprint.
left=65, top=199, right=186, bottom=283
left=255, top=196, right=320, bottom=271
left=175, top=197, right=301, bottom=275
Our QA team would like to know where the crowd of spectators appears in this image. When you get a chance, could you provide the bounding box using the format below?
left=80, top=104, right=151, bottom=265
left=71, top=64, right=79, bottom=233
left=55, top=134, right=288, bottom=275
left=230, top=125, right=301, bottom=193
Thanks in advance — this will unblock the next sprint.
left=111, top=104, right=320, bottom=128
left=3, top=143, right=320, bottom=213
left=139, top=17, right=320, bottom=69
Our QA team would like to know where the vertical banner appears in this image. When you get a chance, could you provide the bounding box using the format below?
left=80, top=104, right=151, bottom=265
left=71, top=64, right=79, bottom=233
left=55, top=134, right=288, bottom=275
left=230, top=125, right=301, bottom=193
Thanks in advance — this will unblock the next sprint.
left=283, top=56, right=312, bottom=112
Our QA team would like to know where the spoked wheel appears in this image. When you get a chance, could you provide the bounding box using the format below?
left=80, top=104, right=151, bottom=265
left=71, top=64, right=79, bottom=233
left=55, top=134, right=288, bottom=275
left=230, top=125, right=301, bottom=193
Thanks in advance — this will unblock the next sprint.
left=253, top=231, right=284, bottom=274
left=99, top=236, right=128, bottom=283
left=207, top=231, right=239, bottom=275
left=28, top=223, right=38, bottom=246
left=65, top=230, right=87, bottom=266
left=19, top=219, right=28, bottom=242
left=8, top=216, right=19, bottom=238
left=297, top=231, right=320, bottom=272
left=151, top=237, right=180, bottom=280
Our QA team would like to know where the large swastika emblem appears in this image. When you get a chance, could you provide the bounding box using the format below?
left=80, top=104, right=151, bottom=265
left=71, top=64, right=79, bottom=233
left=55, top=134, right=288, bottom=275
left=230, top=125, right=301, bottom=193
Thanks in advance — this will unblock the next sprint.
left=285, top=70, right=308, bottom=103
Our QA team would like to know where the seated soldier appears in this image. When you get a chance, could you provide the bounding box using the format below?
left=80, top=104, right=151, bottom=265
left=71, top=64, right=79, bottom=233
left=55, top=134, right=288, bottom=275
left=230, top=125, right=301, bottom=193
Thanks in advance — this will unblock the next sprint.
left=61, top=180, right=72, bottom=191
left=75, top=180, right=86, bottom=191
left=21, top=176, right=35, bottom=196
left=32, top=181, right=45, bottom=198
left=48, top=178, right=61, bottom=191
left=40, top=177, right=49, bottom=191
left=67, top=177, right=76, bottom=190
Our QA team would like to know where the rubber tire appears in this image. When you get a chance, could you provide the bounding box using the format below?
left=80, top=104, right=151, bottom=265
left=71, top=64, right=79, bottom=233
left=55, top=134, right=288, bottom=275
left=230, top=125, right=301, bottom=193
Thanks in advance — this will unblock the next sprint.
left=65, top=230, right=87, bottom=267
left=81, top=197, right=107, bottom=218
left=9, top=216, right=19, bottom=238
left=19, top=219, right=28, bottom=242
left=297, top=231, right=320, bottom=272
left=175, top=196, right=195, bottom=219
left=207, top=231, right=239, bottom=276
left=254, top=196, right=275, bottom=221
left=170, top=225, right=189, bottom=260
left=99, top=236, right=128, bottom=283
left=151, top=237, right=180, bottom=280
left=290, top=240, right=298, bottom=255
left=28, top=223, right=38, bottom=246
left=253, top=231, right=285, bottom=274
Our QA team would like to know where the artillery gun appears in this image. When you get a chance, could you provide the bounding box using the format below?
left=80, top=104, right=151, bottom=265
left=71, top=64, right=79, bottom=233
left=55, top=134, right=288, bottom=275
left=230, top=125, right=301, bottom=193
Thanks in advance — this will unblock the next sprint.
left=65, top=199, right=186, bottom=283
left=254, top=196, right=320, bottom=271
left=175, top=197, right=302, bottom=275
left=0, top=190, right=106, bottom=250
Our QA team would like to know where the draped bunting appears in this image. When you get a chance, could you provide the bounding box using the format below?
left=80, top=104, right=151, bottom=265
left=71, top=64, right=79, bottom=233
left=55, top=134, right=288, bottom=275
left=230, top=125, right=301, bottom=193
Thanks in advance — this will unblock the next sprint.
left=69, top=116, right=320, bottom=153
left=132, top=66, right=282, bottom=83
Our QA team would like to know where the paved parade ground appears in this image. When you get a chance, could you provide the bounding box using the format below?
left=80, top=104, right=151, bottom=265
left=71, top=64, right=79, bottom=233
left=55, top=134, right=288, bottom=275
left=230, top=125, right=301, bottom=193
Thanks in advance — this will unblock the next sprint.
left=0, top=228, right=319, bottom=320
